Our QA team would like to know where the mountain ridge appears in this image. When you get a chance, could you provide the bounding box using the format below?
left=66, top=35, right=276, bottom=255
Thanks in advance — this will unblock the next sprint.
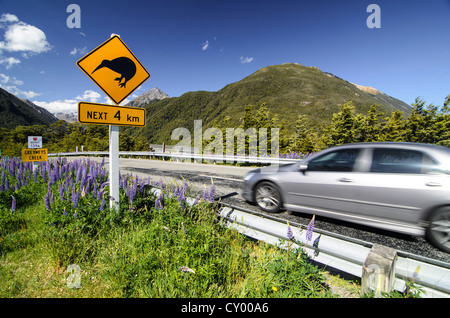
left=125, top=63, right=411, bottom=144
left=0, top=87, right=58, bottom=129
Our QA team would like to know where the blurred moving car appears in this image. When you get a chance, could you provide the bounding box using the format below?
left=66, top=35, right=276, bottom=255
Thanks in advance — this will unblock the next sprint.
left=242, top=142, right=450, bottom=253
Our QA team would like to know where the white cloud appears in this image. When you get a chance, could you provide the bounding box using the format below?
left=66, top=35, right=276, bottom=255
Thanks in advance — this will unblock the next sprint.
left=202, top=40, right=209, bottom=51
left=0, top=23, right=51, bottom=54
left=70, top=46, right=87, bottom=56
left=0, top=73, right=23, bottom=86
left=0, top=56, right=20, bottom=69
left=0, top=13, right=19, bottom=24
left=75, top=90, right=101, bottom=103
left=32, top=90, right=105, bottom=114
left=33, top=99, right=78, bottom=114
left=0, top=14, right=51, bottom=56
left=0, top=84, right=41, bottom=99
left=0, top=73, right=40, bottom=98
left=240, top=56, right=254, bottom=64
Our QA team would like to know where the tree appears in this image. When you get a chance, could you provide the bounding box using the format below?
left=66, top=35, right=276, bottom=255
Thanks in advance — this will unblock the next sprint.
left=322, top=101, right=357, bottom=146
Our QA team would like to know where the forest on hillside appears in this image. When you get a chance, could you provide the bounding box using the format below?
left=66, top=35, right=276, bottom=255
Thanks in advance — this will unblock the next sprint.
left=0, top=95, right=449, bottom=158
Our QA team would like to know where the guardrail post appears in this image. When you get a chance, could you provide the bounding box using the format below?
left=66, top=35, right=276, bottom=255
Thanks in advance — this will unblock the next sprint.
left=361, top=244, right=397, bottom=296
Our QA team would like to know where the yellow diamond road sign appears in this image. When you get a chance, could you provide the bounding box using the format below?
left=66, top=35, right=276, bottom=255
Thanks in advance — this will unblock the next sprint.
left=78, top=102, right=146, bottom=127
left=77, top=35, right=150, bottom=105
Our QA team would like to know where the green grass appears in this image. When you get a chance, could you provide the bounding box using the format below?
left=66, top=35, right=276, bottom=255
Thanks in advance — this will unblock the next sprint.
left=0, top=184, right=341, bottom=298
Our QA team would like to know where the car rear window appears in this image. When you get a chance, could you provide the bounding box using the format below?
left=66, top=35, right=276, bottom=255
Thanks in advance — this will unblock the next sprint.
left=370, top=148, right=439, bottom=174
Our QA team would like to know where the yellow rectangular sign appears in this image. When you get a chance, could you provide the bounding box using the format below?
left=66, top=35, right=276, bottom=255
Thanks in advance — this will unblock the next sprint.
left=77, top=102, right=146, bottom=127
left=22, top=148, right=48, bottom=162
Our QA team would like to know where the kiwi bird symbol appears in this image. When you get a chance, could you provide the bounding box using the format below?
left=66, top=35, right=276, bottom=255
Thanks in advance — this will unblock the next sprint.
left=92, top=57, right=136, bottom=88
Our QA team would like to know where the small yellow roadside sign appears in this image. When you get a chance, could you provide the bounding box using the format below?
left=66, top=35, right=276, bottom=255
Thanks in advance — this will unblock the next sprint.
left=22, top=148, right=48, bottom=162
left=78, top=102, right=146, bottom=127
left=77, top=35, right=150, bottom=105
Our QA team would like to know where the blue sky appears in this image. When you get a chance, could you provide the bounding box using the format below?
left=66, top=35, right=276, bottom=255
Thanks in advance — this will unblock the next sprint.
left=0, top=0, right=449, bottom=114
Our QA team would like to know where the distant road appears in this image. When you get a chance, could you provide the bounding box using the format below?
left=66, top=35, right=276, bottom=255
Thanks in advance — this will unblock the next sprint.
left=65, top=156, right=450, bottom=263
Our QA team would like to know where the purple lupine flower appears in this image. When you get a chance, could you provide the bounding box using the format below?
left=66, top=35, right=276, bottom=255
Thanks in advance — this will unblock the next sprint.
left=100, top=197, right=105, bottom=211
left=286, top=221, right=294, bottom=240
left=11, top=196, right=16, bottom=213
left=193, top=194, right=200, bottom=206
left=209, top=180, right=215, bottom=201
left=72, top=188, right=79, bottom=209
left=92, top=181, right=98, bottom=199
left=76, top=165, right=82, bottom=183
left=97, top=189, right=103, bottom=201
left=44, top=192, right=51, bottom=211
left=63, top=208, right=67, bottom=216
left=74, top=211, right=78, bottom=218
left=306, top=215, right=315, bottom=243
left=155, top=192, right=164, bottom=210
left=4, top=178, right=8, bottom=191
left=85, top=178, right=91, bottom=195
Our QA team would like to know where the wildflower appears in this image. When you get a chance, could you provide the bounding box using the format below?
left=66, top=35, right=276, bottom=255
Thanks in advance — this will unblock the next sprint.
left=11, top=195, right=16, bottom=213
left=44, top=192, right=51, bottom=211
left=72, top=189, right=79, bottom=209
left=272, top=286, right=278, bottom=292
left=59, top=185, right=65, bottom=201
left=305, top=215, right=315, bottom=247
left=155, top=192, right=164, bottom=210
left=193, top=194, right=200, bottom=206
left=63, top=208, right=67, bottom=216
left=208, top=178, right=215, bottom=202
left=178, top=266, right=195, bottom=274
left=286, top=221, right=294, bottom=240
left=100, top=197, right=105, bottom=211
left=74, top=211, right=78, bottom=218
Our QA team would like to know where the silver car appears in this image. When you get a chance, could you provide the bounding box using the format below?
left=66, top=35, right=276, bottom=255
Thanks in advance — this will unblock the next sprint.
left=242, top=142, right=450, bottom=253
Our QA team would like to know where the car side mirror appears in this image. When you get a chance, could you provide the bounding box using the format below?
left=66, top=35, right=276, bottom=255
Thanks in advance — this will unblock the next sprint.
left=299, top=164, right=308, bottom=174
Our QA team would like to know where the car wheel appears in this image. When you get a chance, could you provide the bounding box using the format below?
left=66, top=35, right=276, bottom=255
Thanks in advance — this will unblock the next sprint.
left=426, top=206, right=450, bottom=253
left=254, top=181, right=282, bottom=213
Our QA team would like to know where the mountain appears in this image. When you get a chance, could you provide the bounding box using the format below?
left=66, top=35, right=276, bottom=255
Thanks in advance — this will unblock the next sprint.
left=0, top=87, right=58, bottom=129
left=126, top=63, right=412, bottom=144
left=126, top=87, right=169, bottom=108
left=54, top=112, right=77, bottom=123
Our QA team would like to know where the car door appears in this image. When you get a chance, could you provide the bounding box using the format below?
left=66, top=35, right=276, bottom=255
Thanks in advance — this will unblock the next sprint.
left=282, top=147, right=366, bottom=217
left=356, top=147, right=450, bottom=231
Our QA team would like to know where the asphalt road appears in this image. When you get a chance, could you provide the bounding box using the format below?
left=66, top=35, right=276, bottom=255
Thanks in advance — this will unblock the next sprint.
left=73, top=156, right=450, bottom=264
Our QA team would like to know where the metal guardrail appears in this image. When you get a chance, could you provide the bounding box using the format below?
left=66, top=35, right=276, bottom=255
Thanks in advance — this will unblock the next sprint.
left=217, top=204, right=450, bottom=298
left=48, top=150, right=301, bottom=164
left=50, top=151, right=450, bottom=297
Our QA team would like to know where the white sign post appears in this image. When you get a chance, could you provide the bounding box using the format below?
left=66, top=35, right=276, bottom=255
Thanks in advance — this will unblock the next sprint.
left=109, top=125, right=120, bottom=210
left=28, top=136, right=42, bottom=171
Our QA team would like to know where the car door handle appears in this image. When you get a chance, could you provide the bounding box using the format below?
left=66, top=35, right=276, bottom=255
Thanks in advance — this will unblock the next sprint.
left=426, top=182, right=442, bottom=187
left=338, top=178, right=353, bottom=183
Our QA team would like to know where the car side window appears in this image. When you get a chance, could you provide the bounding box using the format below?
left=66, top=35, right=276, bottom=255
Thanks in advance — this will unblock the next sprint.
left=308, top=149, right=360, bottom=172
left=370, top=148, right=439, bottom=174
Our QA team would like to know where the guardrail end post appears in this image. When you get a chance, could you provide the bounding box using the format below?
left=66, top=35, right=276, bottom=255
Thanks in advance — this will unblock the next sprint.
left=361, top=244, right=398, bottom=297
